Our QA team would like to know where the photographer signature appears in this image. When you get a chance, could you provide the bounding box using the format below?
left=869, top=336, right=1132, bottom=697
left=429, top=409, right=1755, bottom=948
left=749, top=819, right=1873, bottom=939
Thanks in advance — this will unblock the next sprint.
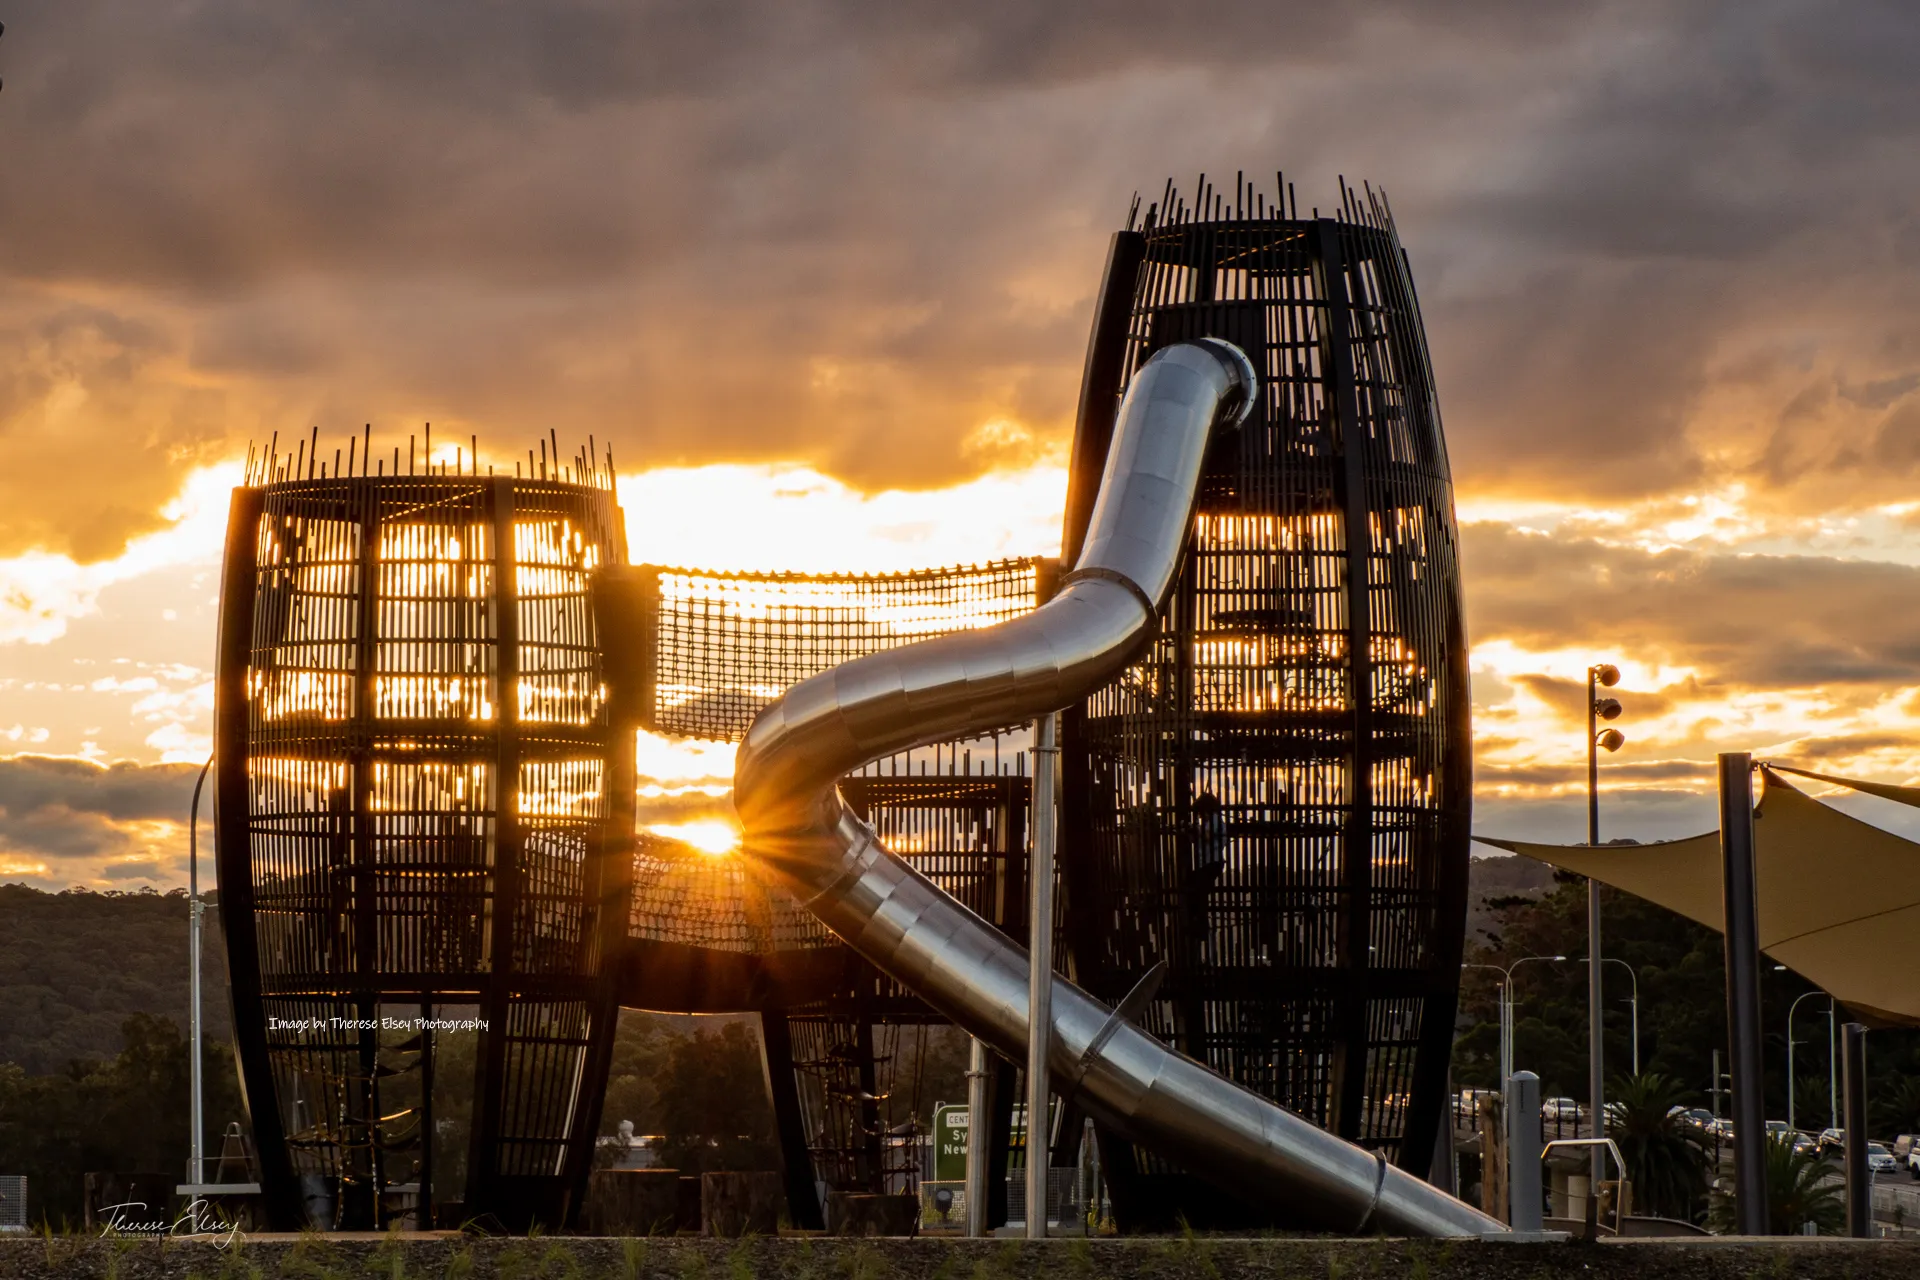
left=98, top=1199, right=242, bottom=1248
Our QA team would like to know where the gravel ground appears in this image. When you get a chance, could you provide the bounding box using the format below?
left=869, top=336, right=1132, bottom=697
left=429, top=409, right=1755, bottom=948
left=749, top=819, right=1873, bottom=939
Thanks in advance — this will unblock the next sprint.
left=4, top=1234, right=1920, bottom=1280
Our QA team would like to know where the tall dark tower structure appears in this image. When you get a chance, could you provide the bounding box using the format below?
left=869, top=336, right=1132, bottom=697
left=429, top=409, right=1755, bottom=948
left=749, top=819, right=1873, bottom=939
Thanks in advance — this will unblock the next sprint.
left=1056, top=178, right=1472, bottom=1225
left=213, top=443, right=630, bottom=1230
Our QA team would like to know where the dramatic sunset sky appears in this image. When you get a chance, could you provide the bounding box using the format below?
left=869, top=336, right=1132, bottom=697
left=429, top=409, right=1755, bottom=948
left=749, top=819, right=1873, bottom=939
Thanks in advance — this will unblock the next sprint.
left=6, top=2, right=1920, bottom=886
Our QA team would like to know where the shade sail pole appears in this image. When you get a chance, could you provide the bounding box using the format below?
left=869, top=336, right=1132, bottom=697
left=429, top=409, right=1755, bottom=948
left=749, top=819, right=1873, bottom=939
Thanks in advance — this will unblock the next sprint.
left=1718, top=753, right=1767, bottom=1236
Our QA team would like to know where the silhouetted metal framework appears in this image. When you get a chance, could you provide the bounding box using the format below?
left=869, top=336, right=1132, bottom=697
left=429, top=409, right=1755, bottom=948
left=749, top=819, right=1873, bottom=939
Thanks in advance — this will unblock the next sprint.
left=214, top=443, right=630, bottom=1232
left=596, top=561, right=1045, bottom=1228
left=214, top=174, right=1473, bottom=1234
left=1055, top=177, right=1472, bottom=1227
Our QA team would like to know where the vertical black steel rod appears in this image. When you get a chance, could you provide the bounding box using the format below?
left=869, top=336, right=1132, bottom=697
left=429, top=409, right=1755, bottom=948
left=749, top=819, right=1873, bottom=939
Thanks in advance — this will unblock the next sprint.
left=1843, top=1022, right=1870, bottom=1237
left=1718, top=753, right=1767, bottom=1235
left=419, top=997, right=435, bottom=1227
left=759, top=1012, right=825, bottom=1231
left=212, top=486, right=301, bottom=1226
left=468, top=478, right=521, bottom=1220
left=1316, top=218, right=1376, bottom=1142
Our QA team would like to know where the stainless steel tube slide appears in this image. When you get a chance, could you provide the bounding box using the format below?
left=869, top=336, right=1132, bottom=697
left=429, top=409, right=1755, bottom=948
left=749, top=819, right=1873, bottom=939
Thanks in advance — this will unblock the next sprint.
left=733, top=339, right=1506, bottom=1237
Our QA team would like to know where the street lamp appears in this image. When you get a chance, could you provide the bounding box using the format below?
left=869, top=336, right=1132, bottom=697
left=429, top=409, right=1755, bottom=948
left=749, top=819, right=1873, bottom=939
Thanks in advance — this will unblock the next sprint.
left=1584, top=956, right=1640, bottom=1076
left=1587, top=662, right=1624, bottom=1183
left=187, top=755, right=213, bottom=1187
left=1465, top=955, right=1569, bottom=1090
left=1785, top=988, right=1830, bottom=1134
left=1828, top=997, right=1838, bottom=1130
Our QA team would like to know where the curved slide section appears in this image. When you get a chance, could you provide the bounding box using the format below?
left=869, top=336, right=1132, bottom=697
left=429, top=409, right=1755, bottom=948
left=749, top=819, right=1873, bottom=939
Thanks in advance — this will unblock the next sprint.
left=733, top=340, right=1505, bottom=1237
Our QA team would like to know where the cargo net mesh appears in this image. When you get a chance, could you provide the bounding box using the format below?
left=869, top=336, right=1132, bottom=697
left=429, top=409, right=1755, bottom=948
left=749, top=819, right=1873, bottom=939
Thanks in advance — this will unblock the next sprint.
left=651, top=559, right=1041, bottom=742
left=630, top=833, right=838, bottom=953
left=637, top=560, right=1040, bottom=955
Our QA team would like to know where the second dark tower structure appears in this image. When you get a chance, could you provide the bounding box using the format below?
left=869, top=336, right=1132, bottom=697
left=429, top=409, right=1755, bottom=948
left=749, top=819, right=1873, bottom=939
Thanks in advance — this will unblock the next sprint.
left=213, top=449, right=629, bottom=1231
left=1056, top=179, right=1472, bottom=1225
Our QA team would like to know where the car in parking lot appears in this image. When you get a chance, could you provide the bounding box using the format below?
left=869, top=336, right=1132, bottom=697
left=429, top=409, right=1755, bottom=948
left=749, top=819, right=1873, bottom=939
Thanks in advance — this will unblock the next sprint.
left=1869, top=1142, right=1899, bottom=1176
left=1819, top=1127, right=1846, bottom=1157
left=1674, top=1107, right=1716, bottom=1133
left=1541, top=1096, right=1582, bottom=1123
left=1759, top=1121, right=1814, bottom=1153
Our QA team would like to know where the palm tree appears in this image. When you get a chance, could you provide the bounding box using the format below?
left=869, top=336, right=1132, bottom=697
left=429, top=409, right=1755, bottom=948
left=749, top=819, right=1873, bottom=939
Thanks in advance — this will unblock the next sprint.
left=1606, top=1071, right=1711, bottom=1221
left=1708, top=1139, right=1846, bottom=1235
left=1874, top=1075, right=1920, bottom=1138
left=1793, top=1074, right=1833, bottom=1134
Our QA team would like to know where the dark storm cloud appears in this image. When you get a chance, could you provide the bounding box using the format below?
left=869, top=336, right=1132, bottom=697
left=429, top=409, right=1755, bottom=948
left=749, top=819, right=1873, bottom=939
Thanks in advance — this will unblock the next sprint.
left=0, top=2, right=1662, bottom=290
left=0, top=756, right=199, bottom=863
left=4, top=1, right=1920, bottom=557
left=1472, top=787, right=1719, bottom=845
left=1780, top=731, right=1919, bottom=761
left=1464, top=523, right=1920, bottom=689
left=1477, top=758, right=1715, bottom=789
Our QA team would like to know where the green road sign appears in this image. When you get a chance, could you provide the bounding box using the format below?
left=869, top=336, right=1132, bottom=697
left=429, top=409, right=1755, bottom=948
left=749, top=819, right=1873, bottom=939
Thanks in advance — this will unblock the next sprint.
left=932, top=1099, right=1063, bottom=1181
left=934, top=1103, right=969, bottom=1181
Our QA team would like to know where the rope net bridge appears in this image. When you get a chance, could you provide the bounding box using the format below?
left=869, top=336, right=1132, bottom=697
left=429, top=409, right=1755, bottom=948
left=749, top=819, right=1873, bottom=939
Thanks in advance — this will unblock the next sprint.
left=597, top=556, right=1053, bottom=1223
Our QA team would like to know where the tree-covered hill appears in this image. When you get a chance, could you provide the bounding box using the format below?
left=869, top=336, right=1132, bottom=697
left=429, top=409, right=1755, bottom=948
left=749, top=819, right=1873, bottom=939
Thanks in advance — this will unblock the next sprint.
left=0, top=861, right=1554, bottom=1078
left=0, top=884, right=231, bottom=1074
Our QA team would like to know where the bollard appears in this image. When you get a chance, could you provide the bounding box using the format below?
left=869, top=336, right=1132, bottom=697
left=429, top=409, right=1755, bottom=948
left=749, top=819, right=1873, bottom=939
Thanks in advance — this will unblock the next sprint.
left=1506, top=1071, right=1544, bottom=1233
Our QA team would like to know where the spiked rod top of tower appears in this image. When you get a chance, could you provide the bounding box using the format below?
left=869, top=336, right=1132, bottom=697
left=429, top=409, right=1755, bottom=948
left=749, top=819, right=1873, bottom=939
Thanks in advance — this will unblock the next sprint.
left=242, top=423, right=619, bottom=488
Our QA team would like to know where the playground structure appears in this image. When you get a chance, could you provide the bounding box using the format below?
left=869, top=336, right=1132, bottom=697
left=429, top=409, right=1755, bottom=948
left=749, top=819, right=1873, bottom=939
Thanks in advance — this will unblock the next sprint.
left=213, top=177, right=1480, bottom=1233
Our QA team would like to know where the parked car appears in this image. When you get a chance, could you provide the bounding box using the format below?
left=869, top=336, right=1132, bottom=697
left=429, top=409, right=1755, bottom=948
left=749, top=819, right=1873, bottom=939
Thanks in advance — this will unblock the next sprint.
left=1868, top=1142, right=1899, bottom=1176
left=1679, top=1107, right=1716, bottom=1132
left=1764, top=1120, right=1818, bottom=1154
left=1541, top=1096, right=1583, bottom=1122
left=1907, top=1144, right=1920, bottom=1180
left=1819, top=1127, right=1846, bottom=1156
left=1894, top=1134, right=1918, bottom=1161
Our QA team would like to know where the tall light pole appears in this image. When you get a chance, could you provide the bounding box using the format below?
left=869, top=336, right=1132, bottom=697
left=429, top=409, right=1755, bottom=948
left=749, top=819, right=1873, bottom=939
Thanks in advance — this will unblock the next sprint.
left=188, top=755, right=213, bottom=1186
left=1585, top=956, right=1639, bottom=1076
left=1465, top=955, right=1568, bottom=1090
left=1587, top=664, right=1624, bottom=1177
left=1828, top=997, right=1839, bottom=1129
left=1786, top=988, right=1829, bottom=1134
left=1025, top=710, right=1059, bottom=1238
